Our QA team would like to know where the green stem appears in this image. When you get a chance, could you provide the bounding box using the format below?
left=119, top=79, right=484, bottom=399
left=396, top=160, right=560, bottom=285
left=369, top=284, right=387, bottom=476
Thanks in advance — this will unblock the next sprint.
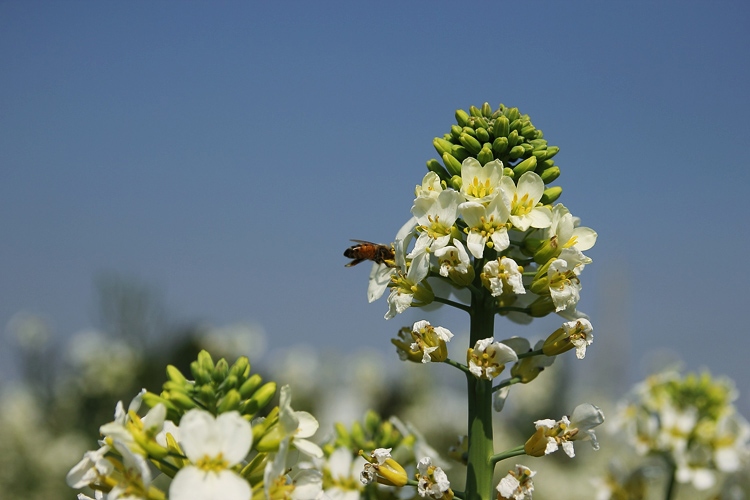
left=493, top=377, right=522, bottom=393
left=495, top=306, right=531, bottom=314
left=444, top=358, right=470, bottom=375
left=664, top=455, right=678, bottom=500
left=433, top=295, right=471, bottom=313
left=489, top=445, right=526, bottom=465
left=516, top=348, right=544, bottom=359
left=465, top=259, right=495, bottom=500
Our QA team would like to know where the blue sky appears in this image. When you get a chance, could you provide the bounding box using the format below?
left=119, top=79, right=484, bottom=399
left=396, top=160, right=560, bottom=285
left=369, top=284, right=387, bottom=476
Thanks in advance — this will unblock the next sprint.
left=1, top=2, right=749, bottom=412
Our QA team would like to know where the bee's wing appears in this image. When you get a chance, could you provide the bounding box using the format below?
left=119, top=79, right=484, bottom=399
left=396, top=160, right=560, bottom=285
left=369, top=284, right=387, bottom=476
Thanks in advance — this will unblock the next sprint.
left=349, top=239, right=377, bottom=245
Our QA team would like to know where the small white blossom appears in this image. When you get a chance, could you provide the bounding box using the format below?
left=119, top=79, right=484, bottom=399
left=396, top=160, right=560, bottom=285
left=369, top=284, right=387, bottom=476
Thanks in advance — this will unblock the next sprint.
left=415, top=171, right=443, bottom=200
left=562, top=318, right=593, bottom=359
left=416, top=457, right=451, bottom=500
left=410, top=189, right=463, bottom=257
left=460, top=158, right=504, bottom=203
left=483, top=257, right=525, bottom=296
left=467, top=338, right=518, bottom=379
left=499, top=172, right=551, bottom=231
left=496, top=465, right=536, bottom=500
left=459, top=196, right=511, bottom=258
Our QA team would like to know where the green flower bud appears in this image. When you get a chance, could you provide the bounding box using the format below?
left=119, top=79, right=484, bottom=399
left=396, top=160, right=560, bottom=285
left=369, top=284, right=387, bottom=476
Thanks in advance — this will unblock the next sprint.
left=507, top=130, right=520, bottom=148
left=140, top=439, right=169, bottom=460
left=213, top=358, right=229, bottom=382
left=219, top=374, right=238, bottom=391
left=217, top=389, right=242, bottom=413
left=142, top=392, right=178, bottom=412
left=475, top=127, right=490, bottom=143
left=169, top=390, right=198, bottom=410
left=543, top=146, right=559, bottom=160
left=256, top=425, right=283, bottom=452
left=505, top=107, right=521, bottom=122
left=426, top=159, right=450, bottom=180
left=442, top=153, right=463, bottom=176
left=533, top=236, right=561, bottom=264
left=469, top=105, right=482, bottom=117
left=433, top=137, right=454, bottom=157
left=199, top=384, right=216, bottom=407
left=481, top=102, right=493, bottom=118
left=492, top=136, right=508, bottom=156
left=229, top=357, right=250, bottom=379
left=450, top=124, right=462, bottom=140
left=197, top=350, right=215, bottom=375
left=540, top=166, right=560, bottom=184
left=540, top=186, right=563, bottom=204
left=455, top=109, right=470, bottom=126
left=539, top=158, right=556, bottom=170
left=529, top=276, right=549, bottom=295
left=513, top=156, right=537, bottom=177
left=529, top=295, right=555, bottom=317
left=508, top=145, right=525, bottom=160
left=509, top=118, right=522, bottom=133
left=166, top=365, right=188, bottom=385
left=190, top=361, right=212, bottom=385
left=473, top=116, right=489, bottom=130
left=243, top=381, right=277, bottom=416
left=493, top=115, right=510, bottom=138
left=461, top=126, right=477, bottom=137
left=459, top=133, right=482, bottom=154
left=503, top=167, right=514, bottom=178
left=477, top=146, right=494, bottom=166
left=364, top=410, right=381, bottom=435
left=239, top=373, right=263, bottom=399
left=521, top=124, right=537, bottom=138
left=449, top=175, right=462, bottom=191
left=451, top=144, right=470, bottom=162
left=163, top=381, right=190, bottom=393
left=543, top=327, right=575, bottom=357
left=335, top=422, right=351, bottom=446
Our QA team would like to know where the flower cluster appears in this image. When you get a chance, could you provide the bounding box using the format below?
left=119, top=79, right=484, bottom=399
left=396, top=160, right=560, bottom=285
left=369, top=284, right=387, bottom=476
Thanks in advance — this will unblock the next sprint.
left=610, top=370, right=750, bottom=491
left=366, top=106, right=596, bottom=323
left=67, top=351, right=325, bottom=500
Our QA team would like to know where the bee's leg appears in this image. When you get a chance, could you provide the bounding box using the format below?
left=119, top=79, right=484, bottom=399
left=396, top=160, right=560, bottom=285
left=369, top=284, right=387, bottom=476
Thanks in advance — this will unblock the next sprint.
left=345, top=259, right=365, bottom=267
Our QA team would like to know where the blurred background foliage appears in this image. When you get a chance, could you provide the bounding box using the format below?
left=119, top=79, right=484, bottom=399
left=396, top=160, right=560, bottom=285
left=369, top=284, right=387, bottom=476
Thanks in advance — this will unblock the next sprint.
left=2, top=273, right=748, bottom=499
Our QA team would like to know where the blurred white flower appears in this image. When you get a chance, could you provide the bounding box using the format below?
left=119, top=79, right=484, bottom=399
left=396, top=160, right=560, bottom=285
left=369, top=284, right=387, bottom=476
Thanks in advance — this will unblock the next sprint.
left=169, top=410, right=252, bottom=500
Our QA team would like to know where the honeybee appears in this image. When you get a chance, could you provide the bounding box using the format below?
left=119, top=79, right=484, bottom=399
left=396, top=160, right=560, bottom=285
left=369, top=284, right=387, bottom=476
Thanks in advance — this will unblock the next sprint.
left=344, top=240, right=396, bottom=268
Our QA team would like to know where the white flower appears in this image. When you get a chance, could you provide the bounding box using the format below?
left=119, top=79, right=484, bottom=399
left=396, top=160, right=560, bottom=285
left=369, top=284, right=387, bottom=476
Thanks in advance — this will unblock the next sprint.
left=482, top=257, right=525, bottom=296
left=322, top=447, right=365, bottom=500
left=410, top=320, right=454, bottom=364
left=546, top=204, right=597, bottom=253
left=467, top=338, right=518, bottom=379
left=384, top=251, right=432, bottom=320
left=279, top=385, right=323, bottom=458
left=496, top=465, right=536, bottom=500
left=460, top=158, right=504, bottom=203
left=434, top=240, right=472, bottom=282
left=169, top=410, right=252, bottom=500
left=528, top=404, right=604, bottom=458
left=499, top=172, right=551, bottom=231
left=66, top=445, right=113, bottom=489
left=409, top=189, right=463, bottom=257
left=548, top=258, right=582, bottom=312
left=415, top=171, right=444, bottom=200
left=459, top=196, right=511, bottom=258
left=368, top=218, right=417, bottom=303
left=108, top=440, right=152, bottom=499
left=99, top=388, right=147, bottom=444
left=265, top=438, right=324, bottom=500
left=416, top=457, right=451, bottom=500
left=562, top=318, right=593, bottom=359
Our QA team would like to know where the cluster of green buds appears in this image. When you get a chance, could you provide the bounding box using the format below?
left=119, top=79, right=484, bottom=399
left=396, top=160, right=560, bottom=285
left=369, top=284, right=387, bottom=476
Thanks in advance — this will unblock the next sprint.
left=142, top=350, right=277, bottom=423
left=326, top=410, right=410, bottom=456
left=427, top=102, right=562, bottom=205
